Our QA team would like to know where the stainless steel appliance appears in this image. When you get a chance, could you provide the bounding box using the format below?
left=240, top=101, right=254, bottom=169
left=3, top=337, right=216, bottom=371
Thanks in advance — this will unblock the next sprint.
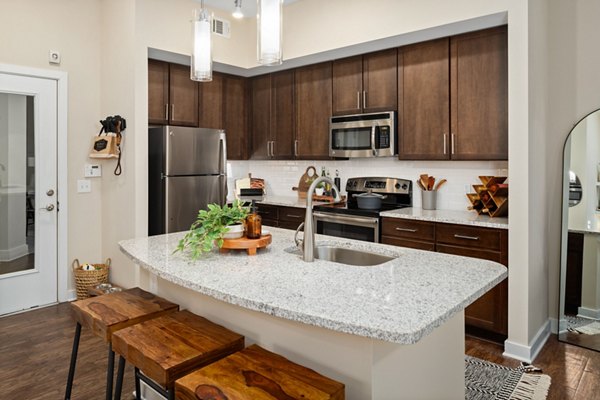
left=313, top=177, right=412, bottom=242
left=329, top=111, right=396, bottom=158
left=148, top=126, right=227, bottom=235
left=568, top=170, right=582, bottom=207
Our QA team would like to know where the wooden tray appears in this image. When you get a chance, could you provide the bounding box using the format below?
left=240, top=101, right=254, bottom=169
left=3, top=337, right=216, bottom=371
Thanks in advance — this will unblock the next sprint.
left=220, top=234, right=272, bottom=256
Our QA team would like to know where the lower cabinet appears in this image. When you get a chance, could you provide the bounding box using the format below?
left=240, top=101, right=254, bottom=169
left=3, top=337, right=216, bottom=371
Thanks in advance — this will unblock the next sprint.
left=256, top=204, right=305, bottom=231
left=382, top=217, right=508, bottom=340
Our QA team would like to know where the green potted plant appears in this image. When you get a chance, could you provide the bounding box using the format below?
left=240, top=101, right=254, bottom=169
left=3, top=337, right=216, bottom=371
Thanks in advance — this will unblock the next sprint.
left=175, top=199, right=249, bottom=259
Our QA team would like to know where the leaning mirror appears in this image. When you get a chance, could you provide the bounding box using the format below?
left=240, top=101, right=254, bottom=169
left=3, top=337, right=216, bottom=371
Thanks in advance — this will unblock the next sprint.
left=559, top=108, right=600, bottom=351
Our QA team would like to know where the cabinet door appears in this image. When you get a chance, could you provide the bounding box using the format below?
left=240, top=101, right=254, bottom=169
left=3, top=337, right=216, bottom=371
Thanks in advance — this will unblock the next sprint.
left=250, top=74, right=271, bottom=159
left=450, top=26, right=507, bottom=160
left=332, top=56, right=362, bottom=115
left=398, top=39, right=449, bottom=160
left=436, top=243, right=508, bottom=336
left=271, top=70, right=294, bottom=159
left=295, top=62, right=332, bottom=160
left=148, top=60, right=169, bottom=125
left=223, top=74, right=248, bottom=160
left=381, top=218, right=435, bottom=242
left=169, top=63, right=199, bottom=127
left=198, top=72, right=223, bottom=129
left=362, top=49, right=397, bottom=113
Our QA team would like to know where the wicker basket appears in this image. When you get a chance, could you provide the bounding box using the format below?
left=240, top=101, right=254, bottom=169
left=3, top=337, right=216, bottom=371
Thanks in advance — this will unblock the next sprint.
left=72, top=258, right=110, bottom=300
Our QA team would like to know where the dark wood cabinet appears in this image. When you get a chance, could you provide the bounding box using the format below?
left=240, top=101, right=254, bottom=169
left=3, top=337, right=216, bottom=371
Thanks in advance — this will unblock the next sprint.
left=198, top=72, right=223, bottom=129
left=223, top=74, right=248, bottom=160
left=250, top=71, right=294, bottom=159
left=565, top=232, right=584, bottom=315
left=295, top=62, right=332, bottom=160
left=148, top=60, right=198, bottom=127
left=398, top=39, right=450, bottom=160
left=398, top=27, right=507, bottom=161
left=256, top=204, right=304, bottom=230
left=256, top=204, right=279, bottom=228
left=333, top=49, right=397, bottom=116
left=381, top=217, right=508, bottom=340
left=450, top=26, right=508, bottom=160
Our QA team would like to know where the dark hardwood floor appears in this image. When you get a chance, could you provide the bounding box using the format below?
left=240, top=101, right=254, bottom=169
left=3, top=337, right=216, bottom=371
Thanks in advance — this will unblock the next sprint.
left=466, top=335, right=600, bottom=400
left=0, top=302, right=135, bottom=399
left=1, top=302, right=600, bottom=399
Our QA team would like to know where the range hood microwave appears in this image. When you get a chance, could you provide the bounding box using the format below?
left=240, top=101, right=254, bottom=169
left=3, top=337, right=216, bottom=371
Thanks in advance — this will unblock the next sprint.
left=329, top=111, right=396, bottom=158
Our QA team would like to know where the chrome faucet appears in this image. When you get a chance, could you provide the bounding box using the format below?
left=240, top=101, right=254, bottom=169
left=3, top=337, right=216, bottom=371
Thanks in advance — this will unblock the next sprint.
left=294, top=176, right=342, bottom=262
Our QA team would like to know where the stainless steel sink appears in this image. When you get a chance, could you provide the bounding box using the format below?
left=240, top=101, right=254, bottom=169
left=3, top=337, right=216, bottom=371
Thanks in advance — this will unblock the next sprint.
left=314, top=245, right=396, bottom=266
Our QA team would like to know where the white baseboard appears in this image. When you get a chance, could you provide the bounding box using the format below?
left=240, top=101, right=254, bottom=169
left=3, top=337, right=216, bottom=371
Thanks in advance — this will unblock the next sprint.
left=578, top=306, right=600, bottom=320
left=0, top=244, right=29, bottom=262
left=551, top=317, right=567, bottom=334
left=503, top=319, right=551, bottom=363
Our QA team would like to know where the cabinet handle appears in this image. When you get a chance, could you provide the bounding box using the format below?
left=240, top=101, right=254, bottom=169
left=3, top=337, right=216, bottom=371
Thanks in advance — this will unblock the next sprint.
left=294, top=140, right=299, bottom=157
left=454, top=234, right=480, bottom=241
left=443, top=133, right=447, bottom=155
left=395, top=227, right=417, bottom=233
left=357, top=91, right=361, bottom=109
left=451, top=133, right=456, bottom=154
left=266, top=141, right=271, bottom=157
left=363, top=91, right=367, bottom=109
left=171, top=104, right=175, bottom=120
left=165, top=104, right=169, bottom=120
left=271, top=141, right=276, bottom=157
left=286, top=214, right=302, bottom=219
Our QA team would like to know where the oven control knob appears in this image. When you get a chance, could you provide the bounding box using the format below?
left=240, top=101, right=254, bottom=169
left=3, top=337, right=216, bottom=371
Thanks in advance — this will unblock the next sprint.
left=395, top=183, right=401, bottom=189
left=402, top=184, right=408, bottom=190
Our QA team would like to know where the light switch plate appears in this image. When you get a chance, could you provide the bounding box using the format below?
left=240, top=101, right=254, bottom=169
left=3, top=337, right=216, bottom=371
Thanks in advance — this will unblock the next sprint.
left=77, top=179, right=91, bottom=193
left=84, top=164, right=102, bottom=178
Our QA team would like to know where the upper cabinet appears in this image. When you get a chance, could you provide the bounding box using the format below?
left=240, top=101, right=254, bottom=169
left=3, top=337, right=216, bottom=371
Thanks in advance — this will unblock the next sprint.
left=198, top=72, right=223, bottom=129
left=249, top=70, right=294, bottom=160
left=148, top=60, right=199, bottom=127
left=295, top=62, right=333, bottom=159
left=223, top=74, right=249, bottom=160
left=332, top=49, right=397, bottom=116
left=398, top=27, right=508, bottom=160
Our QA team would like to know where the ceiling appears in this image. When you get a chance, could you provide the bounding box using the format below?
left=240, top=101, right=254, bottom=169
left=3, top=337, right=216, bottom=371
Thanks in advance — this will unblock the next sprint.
left=202, top=0, right=300, bottom=19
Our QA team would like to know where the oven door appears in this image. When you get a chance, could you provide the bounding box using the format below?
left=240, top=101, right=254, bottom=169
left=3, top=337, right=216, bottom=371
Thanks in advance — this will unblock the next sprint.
left=313, top=211, right=380, bottom=243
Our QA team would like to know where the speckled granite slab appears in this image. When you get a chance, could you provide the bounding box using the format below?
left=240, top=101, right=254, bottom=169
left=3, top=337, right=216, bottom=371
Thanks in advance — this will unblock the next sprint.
left=119, top=227, right=506, bottom=345
left=380, top=207, right=508, bottom=229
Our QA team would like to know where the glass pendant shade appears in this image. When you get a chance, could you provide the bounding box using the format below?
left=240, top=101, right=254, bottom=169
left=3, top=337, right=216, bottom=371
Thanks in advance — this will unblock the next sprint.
left=257, top=0, right=282, bottom=65
left=191, top=8, right=212, bottom=82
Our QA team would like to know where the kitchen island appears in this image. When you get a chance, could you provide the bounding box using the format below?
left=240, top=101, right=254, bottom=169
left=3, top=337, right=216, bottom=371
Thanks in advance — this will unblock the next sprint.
left=120, top=227, right=507, bottom=399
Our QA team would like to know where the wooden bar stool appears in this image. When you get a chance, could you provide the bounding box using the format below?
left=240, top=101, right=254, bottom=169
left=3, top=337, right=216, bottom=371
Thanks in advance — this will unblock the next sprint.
left=65, top=287, right=179, bottom=400
left=112, top=310, right=245, bottom=400
left=175, top=344, right=345, bottom=399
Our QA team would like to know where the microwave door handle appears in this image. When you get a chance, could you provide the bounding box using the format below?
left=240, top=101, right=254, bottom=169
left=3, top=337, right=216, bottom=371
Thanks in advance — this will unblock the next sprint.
left=371, top=126, right=378, bottom=156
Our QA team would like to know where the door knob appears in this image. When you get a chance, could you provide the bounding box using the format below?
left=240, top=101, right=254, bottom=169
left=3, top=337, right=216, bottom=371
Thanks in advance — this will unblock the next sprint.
left=46, top=189, right=54, bottom=196
left=41, top=204, right=55, bottom=211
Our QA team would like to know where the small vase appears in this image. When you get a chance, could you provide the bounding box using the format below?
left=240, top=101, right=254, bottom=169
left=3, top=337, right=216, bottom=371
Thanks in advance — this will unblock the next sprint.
left=315, top=187, right=324, bottom=196
left=223, top=223, right=244, bottom=239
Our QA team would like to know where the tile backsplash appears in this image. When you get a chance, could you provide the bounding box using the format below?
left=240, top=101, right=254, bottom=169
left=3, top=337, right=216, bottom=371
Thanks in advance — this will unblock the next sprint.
left=228, top=158, right=508, bottom=212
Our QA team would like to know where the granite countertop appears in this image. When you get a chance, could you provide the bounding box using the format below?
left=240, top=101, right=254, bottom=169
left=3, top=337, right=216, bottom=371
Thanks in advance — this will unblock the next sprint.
left=256, top=195, right=309, bottom=208
left=380, top=207, right=509, bottom=229
left=119, top=227, right=506, bottom=345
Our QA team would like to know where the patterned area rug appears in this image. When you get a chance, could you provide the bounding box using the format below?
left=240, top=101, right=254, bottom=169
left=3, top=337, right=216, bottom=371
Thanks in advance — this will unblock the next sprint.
left=565, top=315, right=600, bottom=335
left=466, top=356, right=551, bottom=400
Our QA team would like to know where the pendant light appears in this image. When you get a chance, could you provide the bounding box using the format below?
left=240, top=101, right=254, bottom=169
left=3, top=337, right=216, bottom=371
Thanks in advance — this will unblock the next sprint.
left=191, top=1, right=212, bottom=82
left=257, top=0, right=283, bottom=66
left=233, top=0, right=244, bottom=19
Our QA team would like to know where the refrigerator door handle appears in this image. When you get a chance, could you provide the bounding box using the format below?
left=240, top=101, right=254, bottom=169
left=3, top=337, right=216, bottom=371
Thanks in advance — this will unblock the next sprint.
left=219, top=136, right=227, bottom=175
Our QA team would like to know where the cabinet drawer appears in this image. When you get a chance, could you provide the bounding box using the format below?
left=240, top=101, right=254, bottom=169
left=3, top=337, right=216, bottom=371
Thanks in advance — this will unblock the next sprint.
left=436, top=223, right=502, bottom=251
left=382, top=236, right=435, bottom=251
left=381, top=218, right=435, bottom=242
left=256, top=204, right=279, bottom=220
left=278, top=206, right=305, bottom=223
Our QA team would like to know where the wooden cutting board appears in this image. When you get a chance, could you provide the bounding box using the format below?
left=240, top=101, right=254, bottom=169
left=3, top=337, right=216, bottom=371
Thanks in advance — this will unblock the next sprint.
left=292, top=166, right=318, bottom=198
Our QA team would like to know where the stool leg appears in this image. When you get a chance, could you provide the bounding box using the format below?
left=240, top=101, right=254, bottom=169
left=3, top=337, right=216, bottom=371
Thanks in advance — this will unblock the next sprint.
left=134, top=367, right=141, bottom=400
left=64, top=322, right=82, bottom=400
left=167, top=387, right=175, bottom=400
left=113, top=355, right=126, bottom=400
left=106, top=343, right=115, bottom=400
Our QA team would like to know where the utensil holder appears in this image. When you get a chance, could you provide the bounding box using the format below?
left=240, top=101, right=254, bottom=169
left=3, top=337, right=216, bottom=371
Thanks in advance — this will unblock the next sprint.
left=422, top=190, right=437, bottom=210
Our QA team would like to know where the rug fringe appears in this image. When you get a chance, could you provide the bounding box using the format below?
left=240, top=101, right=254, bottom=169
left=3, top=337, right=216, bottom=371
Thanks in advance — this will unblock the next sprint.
left=509, top=373, right=551, bottom=400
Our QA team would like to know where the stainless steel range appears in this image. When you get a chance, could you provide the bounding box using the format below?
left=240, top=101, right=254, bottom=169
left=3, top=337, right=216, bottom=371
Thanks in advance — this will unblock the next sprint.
left=313, top=177, right=412, bottom=243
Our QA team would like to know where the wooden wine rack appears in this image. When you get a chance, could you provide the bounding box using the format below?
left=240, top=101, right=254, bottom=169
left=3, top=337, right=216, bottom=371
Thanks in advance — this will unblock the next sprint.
left=466, top=176, right=508, bottom=218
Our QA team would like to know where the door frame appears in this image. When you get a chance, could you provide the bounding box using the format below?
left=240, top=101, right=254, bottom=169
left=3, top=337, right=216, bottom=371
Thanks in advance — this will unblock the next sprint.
left=0, top=63, right=69, bottom=302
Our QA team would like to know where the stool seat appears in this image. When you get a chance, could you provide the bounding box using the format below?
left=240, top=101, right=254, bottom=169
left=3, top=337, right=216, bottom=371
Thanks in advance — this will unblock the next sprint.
left=71, top=287, right=179, bottom=342
left=175, top=344, right=345, bottom=400
left=112, top=310, right=245, bottom=388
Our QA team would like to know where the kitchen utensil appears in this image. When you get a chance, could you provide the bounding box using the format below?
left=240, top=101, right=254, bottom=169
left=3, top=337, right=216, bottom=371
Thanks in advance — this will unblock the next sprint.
left=427, top=176, right=435, bottom=190
left=416, top=179, right=427, bottom=191
left=352, top=190, right=387, bottom=209
left=434, top=179, right=447, bottom=190
left=419, top=174, right=429, bottom=191
left=422, top=190, right=437, bottom=210
left=294, top=166, right=318, bottom=198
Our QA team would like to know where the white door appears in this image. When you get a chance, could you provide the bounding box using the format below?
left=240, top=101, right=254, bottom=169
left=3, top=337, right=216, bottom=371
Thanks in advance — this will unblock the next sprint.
left=0, top=73, right=58, bottom=315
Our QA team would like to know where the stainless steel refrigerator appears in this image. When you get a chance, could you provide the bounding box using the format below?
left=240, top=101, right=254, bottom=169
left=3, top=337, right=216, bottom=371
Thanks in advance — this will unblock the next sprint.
left=148, top=126, right=227, bottom=235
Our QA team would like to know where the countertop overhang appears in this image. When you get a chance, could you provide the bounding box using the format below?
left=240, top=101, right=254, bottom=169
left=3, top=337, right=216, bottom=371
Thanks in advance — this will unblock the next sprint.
left=119, top=227, right=507, bottom=345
